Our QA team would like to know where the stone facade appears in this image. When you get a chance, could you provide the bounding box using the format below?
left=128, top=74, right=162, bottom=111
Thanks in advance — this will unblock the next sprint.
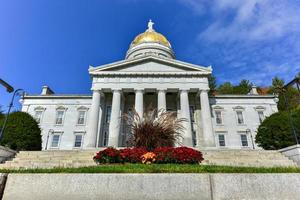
left=20, top=21, right=278, bottom=150
left=3, top=174, right=300, bottom=200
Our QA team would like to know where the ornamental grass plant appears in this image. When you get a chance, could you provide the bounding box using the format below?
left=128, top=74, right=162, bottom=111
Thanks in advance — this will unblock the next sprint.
left=123, top=107, right=185, bottom=150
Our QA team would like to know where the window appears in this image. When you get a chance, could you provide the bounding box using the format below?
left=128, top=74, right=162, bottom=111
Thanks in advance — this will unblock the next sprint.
left=55, top=110, right=65, bottom=125
left=192, top=131, right=197, bottom=146
left=258, top=111, right=265, bottom=123
left=215, top=110, right=222, bottom=125
left=218, top=134, right=226, bottom=147
left=189, top=106, right=195, bottom=122
left=51, top=134, right=61, bottom=148
left=240, top=134, right=248, bottom=147
left=77, top=111, right=86, bottom=125
left=236, top=111, right=244, bottom=125
left=103, top=131, right=108, bottom=146
left=34, top=110, right=43, bottom=124
left=105, top=106, right=112, bottom=123
left=74, top=134, right=83, bottom=148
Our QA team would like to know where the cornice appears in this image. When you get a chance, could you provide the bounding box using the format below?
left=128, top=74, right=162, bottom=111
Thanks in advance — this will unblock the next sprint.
left=89, top=55, right=212, bottom=73
left=211, top=94, right=275, bottom=99
left=90, top=71, right=211, bottom=76
left=23, top=95, right=92, bottom=100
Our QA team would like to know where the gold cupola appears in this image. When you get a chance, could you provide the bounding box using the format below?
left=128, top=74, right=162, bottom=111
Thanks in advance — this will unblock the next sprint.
left=126, top=20, right=175, bottom=59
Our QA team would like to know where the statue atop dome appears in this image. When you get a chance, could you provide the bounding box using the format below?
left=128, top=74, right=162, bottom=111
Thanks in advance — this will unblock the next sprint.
left=125, top=19, right=175, bottom=59
left=147, top=19, right=154, bottom=31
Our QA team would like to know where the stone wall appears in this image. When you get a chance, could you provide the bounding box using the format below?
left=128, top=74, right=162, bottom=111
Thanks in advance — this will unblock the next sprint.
left=0, top=174, right=7, bottom=199
left=279, top=144, right=300, bottom=165
left=0, top=146, right=16, bottom=163
left=2, top=173, right=300, bottom=200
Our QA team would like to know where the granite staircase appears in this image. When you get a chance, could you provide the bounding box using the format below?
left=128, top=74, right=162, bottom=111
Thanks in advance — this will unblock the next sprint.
left=0, top=150, right=98, bottom=169
left=0, top=149, right=297, bottom=169
left=201, top=149, right=297, bottom=167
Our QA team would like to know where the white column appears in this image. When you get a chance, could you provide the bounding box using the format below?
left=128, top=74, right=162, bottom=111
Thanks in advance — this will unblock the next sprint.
left=135, top=89, right=144, bottom=118
left=157, top=89, right=166, bottom=111
left=200, top=89, right=215, bottom=147
left=179, top=89, right=193, bottom=146
left=86, top=90, right=101, bottom=148
left=108, top=89, right=122, bottom=147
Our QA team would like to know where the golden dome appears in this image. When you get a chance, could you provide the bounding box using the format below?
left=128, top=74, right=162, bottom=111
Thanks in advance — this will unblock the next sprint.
left=131, top=20, right=171, bottom=48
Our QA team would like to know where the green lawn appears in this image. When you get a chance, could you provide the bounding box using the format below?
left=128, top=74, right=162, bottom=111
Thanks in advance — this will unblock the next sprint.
left=1, top=164, right=300, bottom=173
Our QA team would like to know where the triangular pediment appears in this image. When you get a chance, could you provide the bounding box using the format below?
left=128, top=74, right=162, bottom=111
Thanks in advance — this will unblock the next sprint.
left=89, top=56, right=212, bottom=74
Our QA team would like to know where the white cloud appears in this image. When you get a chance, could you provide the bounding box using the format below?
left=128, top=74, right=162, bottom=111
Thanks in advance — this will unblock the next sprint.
left=180, top=0, right=300, bottom=42
left=179, top=0, right=300, bottom=86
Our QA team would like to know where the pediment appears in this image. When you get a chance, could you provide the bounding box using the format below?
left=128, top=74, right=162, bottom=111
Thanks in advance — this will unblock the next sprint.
left=89, top=56, right=212, bottom=74
left=105, top=61, right=187, bottom=72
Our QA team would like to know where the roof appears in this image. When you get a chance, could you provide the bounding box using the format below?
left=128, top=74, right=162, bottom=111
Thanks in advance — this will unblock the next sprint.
left=23, top=94, right=92, bottom=99
left=89, top=55, right=212, bottom=74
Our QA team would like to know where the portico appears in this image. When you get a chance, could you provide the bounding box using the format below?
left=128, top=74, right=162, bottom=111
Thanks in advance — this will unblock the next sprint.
left=86, top=74, right=215, bottom=148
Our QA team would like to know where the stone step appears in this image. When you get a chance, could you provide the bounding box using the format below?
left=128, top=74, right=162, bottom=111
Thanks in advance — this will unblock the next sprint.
left=203, top=159, right=295, bottom=164
left=0, top=149, right=296, bottom=169
left=202, top=161, right=295, bottom=167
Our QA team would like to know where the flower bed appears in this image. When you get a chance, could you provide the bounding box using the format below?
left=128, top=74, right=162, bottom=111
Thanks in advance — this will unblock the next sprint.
left=93, top=147, right=203, bottom=164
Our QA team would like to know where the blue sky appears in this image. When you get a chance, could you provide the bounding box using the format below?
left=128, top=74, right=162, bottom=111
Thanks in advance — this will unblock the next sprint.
left=1, top=0, right=300, bottom=111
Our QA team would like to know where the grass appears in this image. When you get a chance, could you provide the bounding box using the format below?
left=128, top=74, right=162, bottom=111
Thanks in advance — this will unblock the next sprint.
left=1, top=164, right=300, bottom=173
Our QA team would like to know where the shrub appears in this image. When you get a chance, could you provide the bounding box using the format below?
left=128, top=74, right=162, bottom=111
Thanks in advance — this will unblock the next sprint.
left=124, top=107, right=185, bottom=150
left=93, top=147, right=204, bottom=164
left=154, top=147, right=204, bottom=164
left=0, top=111, right=42, bottom=151
left=93, top=147, right=121, bottom=164
left=153, top=147, right=174, bottom=163
left=256, top=109, right=300, bottom=150
left=119, top=148, right=147, bottom=163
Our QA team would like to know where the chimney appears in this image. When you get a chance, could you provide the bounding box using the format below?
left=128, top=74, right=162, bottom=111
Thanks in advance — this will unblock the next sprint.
left=41, top=86, right=54, bottom=95
left=249, top=85, right=258, bottom=95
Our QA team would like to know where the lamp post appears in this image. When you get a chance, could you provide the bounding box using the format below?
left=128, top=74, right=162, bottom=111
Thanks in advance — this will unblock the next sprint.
left=0, top=89, right=25, bottom=140
left=45, top=129, right=54, bottom=150
left=0, top=79, right=14, bottom=93
left=246, top=128, right=255, bottom=150
left=277, top=83, right=300, bottom=145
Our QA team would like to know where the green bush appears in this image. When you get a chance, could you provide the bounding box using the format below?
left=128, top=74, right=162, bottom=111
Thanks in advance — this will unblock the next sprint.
left=0, top=111, right=42, bottom=151
left=255, top=109, right=300, bottom=150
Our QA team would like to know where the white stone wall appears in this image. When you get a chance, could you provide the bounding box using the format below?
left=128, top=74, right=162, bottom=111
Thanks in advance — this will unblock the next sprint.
left=210, top=95, right=278, bottom=149
left=21, top=94, right=278, bottom=150
left=22, top=97, right=92, bottom=150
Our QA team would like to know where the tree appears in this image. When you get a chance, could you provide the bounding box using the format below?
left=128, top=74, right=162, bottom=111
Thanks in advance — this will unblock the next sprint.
left=208, top=74, right=217, bottom=96
left=0, top=106, right=4, bottom=121
left=0, top=111, right=42, bottom=151
left=217, top=79, right=252, bottom=95
left=233, top=79, right=252, bottom=94
left=255, top=109, right=300, bottom=150
left=268, top=76, right=285, bottom=94
left=268, top=76, right=300, bottom=111
left=217, top=82, right=234, bottom=94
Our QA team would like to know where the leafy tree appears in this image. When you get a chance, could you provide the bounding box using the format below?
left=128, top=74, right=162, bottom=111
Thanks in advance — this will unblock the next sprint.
left=268, top=76, right=300, bottom=111
left=255, top=109, right=300, bottom=150
left=233, top=79, right=252, bottom=94
left=0, top=111, right=41, bottom=151
left=208, top=74, right=217, bottom=96
left=217, top=79, right=252, bottom=95
left=268, top=76, right=285, bottom=95
left=0, top=107, right=4, bottom=121
left=217, top=82, right=234, bottom=94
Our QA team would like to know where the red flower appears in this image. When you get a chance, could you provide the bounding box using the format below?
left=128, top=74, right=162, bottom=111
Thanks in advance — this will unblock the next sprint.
left=93, top=146, right=203, bottom=164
